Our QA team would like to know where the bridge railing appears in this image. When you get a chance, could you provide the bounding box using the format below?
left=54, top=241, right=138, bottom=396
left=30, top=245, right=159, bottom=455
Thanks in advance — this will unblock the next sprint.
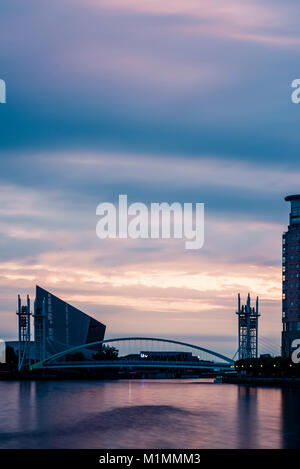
left=38, top=359, right=234, bottom=370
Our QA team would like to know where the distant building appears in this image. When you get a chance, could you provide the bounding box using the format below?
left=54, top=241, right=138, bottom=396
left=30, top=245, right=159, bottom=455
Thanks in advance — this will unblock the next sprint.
left=139, top=351, right=200, bottom=362
left=4, top=341, right=36, bottom=365
left=282, top=195, right=300, bottom=357
left=259, top=353, right=271, bottom=359
left=122, top=350, right=212, bottom=365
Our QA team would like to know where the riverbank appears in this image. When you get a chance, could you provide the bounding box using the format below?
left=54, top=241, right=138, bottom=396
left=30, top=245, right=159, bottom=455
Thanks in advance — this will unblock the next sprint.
left=223, top=376, right=300, bottom=386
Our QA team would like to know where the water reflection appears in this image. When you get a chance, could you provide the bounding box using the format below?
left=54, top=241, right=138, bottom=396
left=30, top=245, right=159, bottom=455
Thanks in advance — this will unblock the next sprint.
left=236, top=386, right=258, bottom=448
left=281, top=388, right=300, bottom=448
left=0, top=380, right=299, bottom=448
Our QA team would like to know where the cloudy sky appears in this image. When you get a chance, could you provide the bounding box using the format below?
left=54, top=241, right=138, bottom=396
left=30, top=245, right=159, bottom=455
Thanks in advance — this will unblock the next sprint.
left=1, top=0, right=299, bottom=356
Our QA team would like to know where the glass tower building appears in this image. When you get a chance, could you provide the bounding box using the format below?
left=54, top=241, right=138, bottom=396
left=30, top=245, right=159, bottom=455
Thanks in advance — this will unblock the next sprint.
left=282, top=195, right=300, bottom=357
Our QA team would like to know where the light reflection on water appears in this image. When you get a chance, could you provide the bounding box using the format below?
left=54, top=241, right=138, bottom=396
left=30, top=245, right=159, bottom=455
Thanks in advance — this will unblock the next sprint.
left=0, top=379, right=299, bottom=449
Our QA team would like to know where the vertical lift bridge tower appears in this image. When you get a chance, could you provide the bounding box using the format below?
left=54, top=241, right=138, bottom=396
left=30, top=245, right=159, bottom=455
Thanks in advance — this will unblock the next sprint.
left=16, top=294, right=31, bottom=371
left=236, top=293, right=260, bottom=359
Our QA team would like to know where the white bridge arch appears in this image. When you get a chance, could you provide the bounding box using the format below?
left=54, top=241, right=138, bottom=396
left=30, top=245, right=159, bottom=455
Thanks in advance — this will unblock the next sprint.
left=32, top=336, right=234, bottom=370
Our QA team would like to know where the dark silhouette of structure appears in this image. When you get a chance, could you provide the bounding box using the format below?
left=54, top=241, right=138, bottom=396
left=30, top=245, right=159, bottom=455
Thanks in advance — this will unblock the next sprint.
left=34, top=286, right=106, bottom=361
left=16, top=294, right=31, bottom=371
left=236, top=293, right=260, bottom=359
left=14, top=286, right=106, bottom=370
left=282, top=195, right=300, bottom=357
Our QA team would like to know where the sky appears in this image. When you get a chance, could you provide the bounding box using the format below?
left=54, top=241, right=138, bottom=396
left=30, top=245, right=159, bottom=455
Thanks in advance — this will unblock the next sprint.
left=0, top=0, right=300, bottom=357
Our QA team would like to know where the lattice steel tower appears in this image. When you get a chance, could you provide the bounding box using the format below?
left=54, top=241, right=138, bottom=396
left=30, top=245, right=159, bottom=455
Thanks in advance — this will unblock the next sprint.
left=33, top=296, right=46, bottom=363
left=16, top=294, right=31, bottom=371
left=236, top=293, right=260, bottom=359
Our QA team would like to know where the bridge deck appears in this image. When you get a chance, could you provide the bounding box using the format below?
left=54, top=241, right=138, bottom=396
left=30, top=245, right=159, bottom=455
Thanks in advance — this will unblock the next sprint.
left=37, top=360, right=233, bottom=370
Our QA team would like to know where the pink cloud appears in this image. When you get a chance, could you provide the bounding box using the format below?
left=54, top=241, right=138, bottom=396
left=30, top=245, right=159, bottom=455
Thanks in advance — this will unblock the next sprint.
left=85, top=0, right=299, bottom=48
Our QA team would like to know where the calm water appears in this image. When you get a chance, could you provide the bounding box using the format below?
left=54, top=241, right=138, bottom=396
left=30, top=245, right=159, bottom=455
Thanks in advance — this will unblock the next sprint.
left=0, top=379, right=300, bottom=449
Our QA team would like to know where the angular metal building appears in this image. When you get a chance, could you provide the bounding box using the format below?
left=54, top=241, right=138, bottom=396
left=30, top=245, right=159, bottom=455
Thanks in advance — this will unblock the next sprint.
left=34, top=285, right=106, bottom=361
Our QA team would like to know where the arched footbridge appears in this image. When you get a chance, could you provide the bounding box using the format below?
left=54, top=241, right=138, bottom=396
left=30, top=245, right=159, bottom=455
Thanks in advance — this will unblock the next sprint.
left=32, top=337, right=235, bottom=371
